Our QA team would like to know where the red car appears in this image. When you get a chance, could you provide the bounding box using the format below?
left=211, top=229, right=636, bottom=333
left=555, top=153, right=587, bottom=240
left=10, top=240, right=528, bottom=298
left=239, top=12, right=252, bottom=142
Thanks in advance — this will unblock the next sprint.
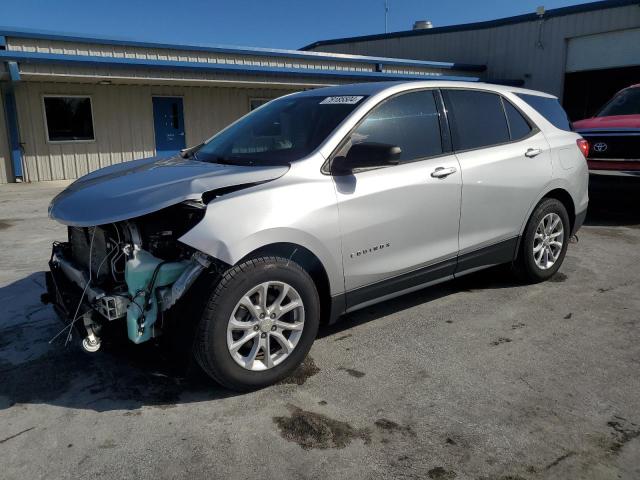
left=573, top=84, right=640, bottom=177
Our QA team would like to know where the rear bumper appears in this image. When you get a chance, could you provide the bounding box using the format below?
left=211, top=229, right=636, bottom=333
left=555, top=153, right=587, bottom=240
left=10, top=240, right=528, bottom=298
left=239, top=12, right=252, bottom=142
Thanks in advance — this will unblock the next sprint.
left=572, top=208, right=587, bottom=235
left=589, top=168, right=640, bottom=178
left=587, top=159, right=640, bottom=176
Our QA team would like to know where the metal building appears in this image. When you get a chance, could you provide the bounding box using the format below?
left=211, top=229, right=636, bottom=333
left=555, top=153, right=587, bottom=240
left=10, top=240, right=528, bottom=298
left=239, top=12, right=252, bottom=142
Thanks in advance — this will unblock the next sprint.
left=303, top=0, right=640, bottom=121
left=0, top=28, right=483, bottom=183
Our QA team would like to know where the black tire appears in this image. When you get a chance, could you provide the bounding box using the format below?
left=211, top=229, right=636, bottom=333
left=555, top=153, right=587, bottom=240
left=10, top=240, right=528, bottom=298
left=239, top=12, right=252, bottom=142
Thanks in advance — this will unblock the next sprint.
left=513, top=198, right=570, bottom=283
left=193, top=256, right=320, bottom=392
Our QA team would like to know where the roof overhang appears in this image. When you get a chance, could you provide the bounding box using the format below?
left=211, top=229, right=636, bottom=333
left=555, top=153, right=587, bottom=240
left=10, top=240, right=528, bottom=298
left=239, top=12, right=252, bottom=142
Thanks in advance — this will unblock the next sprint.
left=0, top=26, right=484, bottom=87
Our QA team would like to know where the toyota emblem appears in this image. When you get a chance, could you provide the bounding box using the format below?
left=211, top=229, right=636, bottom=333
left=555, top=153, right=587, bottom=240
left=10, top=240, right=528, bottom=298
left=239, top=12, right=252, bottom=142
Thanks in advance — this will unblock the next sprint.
left=593, top=142, right=608, bottom=152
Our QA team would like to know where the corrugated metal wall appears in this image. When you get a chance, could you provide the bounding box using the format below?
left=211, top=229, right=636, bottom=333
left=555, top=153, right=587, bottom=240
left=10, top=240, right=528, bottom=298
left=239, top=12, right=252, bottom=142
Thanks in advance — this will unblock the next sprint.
left=5, top=36, right=474, bottom=80
left=308, top=4, right=640, bottom=98
left=13, top=82, right=296, bottom=182
left=0, top=92, right=12, bottom=183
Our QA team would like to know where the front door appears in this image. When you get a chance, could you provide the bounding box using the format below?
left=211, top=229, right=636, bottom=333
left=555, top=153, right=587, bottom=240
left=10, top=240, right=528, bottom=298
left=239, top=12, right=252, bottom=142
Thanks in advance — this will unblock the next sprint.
left=153, top=97, right=186, bottom=155
left=333, top=89, right=462, bottom=310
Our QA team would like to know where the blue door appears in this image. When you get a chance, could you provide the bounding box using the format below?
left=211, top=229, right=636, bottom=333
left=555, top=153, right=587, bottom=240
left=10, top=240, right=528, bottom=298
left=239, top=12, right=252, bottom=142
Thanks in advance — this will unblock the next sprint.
left=152, top=97, right=186, bottom=155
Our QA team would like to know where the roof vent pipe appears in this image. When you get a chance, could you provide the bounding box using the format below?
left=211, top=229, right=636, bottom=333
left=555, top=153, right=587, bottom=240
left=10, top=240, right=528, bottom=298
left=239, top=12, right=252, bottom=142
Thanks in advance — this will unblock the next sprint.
left=413, top=20, right=433, bottom=30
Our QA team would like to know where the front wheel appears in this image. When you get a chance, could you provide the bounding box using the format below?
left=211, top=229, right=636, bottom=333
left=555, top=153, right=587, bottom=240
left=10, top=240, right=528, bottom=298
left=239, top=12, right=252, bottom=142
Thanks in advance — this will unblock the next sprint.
left=194, top=256, right=320, bottom=391
left=514, top=198, right=570, bottom=283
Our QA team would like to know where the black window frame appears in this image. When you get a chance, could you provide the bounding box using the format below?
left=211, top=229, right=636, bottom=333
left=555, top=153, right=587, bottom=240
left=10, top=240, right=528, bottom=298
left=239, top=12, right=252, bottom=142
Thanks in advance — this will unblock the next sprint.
left=440, top=88, right=539, bottom=154
left=324, top=88, right=451, bottom=175
left=42, top=94, right=96, bottom=143
left=500, top=96, right=535, bottom=142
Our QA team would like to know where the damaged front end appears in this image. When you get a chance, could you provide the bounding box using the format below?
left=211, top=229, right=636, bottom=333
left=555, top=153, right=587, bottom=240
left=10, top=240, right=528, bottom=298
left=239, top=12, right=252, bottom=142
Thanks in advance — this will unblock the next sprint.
left=42, top=155, right=289, bottom=351
left=43, top=203, right=213, bottom=351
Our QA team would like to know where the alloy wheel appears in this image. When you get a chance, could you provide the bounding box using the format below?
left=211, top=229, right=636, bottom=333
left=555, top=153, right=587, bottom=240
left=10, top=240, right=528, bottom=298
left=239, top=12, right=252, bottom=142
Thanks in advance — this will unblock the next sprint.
left=226, top=281, right=305, bottom=371
left=533, top=212, right=564, bottom=270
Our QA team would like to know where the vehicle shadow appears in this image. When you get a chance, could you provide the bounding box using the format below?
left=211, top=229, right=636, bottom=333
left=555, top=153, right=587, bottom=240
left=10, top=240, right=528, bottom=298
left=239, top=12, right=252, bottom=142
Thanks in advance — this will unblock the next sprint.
left=0, top=272, right=232, bottom=413
left=1, top=267, right=520, bottom=413
left=318, top=265, right=518, bottom=340
left=585, top=177, right=640, bottom=227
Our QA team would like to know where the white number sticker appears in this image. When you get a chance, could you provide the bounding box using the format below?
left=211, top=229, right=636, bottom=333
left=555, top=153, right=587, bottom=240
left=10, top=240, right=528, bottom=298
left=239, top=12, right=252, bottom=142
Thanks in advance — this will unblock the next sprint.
left=320, top=96, right=364, bottom=105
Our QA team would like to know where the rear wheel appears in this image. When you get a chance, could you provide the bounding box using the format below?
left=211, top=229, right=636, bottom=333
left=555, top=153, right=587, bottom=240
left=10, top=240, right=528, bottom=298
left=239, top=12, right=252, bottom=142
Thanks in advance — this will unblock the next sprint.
left=194, top=256, right=320, bottom=391
left=514, top=198, right=570, bottom=283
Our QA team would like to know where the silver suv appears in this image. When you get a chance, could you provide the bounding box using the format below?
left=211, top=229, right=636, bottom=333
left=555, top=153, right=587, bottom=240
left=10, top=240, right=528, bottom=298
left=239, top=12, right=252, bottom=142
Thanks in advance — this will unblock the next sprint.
left=45, top=81, right=588, bottom=390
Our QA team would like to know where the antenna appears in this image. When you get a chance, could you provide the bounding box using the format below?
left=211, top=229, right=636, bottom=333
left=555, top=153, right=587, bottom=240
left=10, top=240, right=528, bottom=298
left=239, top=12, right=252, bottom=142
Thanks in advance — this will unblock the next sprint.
left=385, top=0, right=389, bottom=33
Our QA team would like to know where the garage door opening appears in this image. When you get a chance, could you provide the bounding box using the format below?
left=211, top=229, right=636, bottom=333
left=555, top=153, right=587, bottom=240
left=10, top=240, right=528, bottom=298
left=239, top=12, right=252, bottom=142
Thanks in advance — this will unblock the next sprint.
left=562, top=66, right=640, bottom=122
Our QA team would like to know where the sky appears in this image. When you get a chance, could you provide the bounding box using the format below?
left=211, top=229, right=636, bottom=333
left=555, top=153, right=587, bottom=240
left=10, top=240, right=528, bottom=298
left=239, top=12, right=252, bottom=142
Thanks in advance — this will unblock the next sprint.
left=0, top=0, right=601, bottom=50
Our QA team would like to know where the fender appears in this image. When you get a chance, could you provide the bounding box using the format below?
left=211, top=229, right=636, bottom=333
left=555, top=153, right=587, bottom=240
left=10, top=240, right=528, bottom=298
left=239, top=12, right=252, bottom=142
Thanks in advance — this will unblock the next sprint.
left=178, top=170, right=345, bottom=296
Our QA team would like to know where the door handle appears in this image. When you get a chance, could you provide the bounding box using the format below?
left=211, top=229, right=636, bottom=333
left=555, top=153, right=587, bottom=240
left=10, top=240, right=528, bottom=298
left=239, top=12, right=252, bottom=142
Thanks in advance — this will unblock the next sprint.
left=525, top=148, right=543, bottom=158
left=431, top=166, right=457, bottom=179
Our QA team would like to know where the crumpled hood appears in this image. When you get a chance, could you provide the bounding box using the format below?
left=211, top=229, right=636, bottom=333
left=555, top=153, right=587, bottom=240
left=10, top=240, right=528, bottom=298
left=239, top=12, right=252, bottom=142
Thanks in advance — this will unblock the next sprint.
left=49, top=155, right=289, bottom=226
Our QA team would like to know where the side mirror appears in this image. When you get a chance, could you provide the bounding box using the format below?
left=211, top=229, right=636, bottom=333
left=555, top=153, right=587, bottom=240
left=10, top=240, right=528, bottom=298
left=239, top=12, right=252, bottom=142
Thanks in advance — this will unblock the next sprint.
left=332, top=142, right=402, bottom=174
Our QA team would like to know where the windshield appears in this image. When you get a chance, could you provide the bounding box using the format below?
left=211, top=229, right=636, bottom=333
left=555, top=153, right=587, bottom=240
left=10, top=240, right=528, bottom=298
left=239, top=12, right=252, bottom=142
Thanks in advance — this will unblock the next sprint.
left=597, top=88, right=640, bottom=117
left=191, top=95, right=366, bottom=166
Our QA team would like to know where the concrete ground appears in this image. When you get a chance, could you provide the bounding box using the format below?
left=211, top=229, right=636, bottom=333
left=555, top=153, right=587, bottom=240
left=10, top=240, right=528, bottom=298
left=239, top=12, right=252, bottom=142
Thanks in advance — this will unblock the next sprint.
left=0, top=179, right=639, bottom=480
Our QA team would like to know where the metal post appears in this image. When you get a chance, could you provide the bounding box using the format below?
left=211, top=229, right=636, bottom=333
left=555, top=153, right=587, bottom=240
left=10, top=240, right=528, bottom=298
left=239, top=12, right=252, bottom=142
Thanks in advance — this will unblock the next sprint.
left=3, top=89, right=23, bottom=181
left=2, top=61, right=24, bottom=181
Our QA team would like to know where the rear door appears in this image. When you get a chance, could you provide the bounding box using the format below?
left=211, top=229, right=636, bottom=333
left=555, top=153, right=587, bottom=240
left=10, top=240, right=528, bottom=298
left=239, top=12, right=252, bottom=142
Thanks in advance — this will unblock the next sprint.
left=441, top=89, right=552, bottom=274
left=333, top=89, right=462, bottom=308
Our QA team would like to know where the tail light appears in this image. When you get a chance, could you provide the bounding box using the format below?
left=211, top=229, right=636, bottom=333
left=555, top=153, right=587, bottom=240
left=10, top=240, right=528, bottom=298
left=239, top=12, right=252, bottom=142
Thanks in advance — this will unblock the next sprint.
left=577, top=138, right=589, bottom=158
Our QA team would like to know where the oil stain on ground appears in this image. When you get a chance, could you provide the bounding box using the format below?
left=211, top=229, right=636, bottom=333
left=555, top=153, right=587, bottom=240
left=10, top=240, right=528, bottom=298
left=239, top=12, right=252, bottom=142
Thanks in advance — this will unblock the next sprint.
left=0, top=219, right=13, bottom=230
left=490, top=337, right=512, bottom=346
left=273, top=404, right=370, bottom=450
left=278, top=356, right=320, bottom=385
left=334, top=334, right=352, bottom=342
left=374, top=418, right=416, bottom=443
left=428, top=466, right=457, bottom=479
left=338, top=367, right=365, bottom=378
left=374, top=418, right=416, bottom=436
left=549, top=272, right=568, bottom=282
left=607, top=417, right=640, bottom=453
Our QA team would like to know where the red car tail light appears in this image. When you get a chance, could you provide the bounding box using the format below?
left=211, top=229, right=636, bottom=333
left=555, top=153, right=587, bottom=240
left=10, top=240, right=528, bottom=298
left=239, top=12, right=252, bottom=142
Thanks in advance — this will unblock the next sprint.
left=577, top=138, right=589, bottom=158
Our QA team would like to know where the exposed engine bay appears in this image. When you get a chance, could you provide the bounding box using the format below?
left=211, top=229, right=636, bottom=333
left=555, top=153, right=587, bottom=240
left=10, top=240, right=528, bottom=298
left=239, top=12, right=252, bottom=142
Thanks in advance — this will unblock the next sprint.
left=43, top=202, right=214, bottom=352
left=43, top=154, right=290, bottom=353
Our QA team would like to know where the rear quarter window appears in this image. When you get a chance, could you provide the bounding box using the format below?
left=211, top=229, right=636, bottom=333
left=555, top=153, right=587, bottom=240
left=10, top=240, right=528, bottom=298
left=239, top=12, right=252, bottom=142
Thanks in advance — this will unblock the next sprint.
left=503, top=99, right=533, bottom=140
left=516, top=93, right=571, bottom=131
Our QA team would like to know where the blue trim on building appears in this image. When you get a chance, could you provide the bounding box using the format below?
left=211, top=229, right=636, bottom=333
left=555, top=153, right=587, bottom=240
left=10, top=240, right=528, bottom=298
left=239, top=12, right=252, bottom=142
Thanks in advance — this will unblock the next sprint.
left=0, top=35, right=6, bottom=49
left=302, top=0, right=639, bottom=50
left=0, top=26, right=485, bottom=72
left=3, top=90, right=23, bottom=179
left=0, top=50, right=479, bottom=82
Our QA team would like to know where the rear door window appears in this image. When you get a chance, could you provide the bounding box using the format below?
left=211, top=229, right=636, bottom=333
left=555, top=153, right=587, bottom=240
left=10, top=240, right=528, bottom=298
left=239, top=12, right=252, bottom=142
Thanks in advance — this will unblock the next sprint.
left=442, top=90, right=510, bottom=151
left=515, top=93, right=571, bottom=131
left=350, top=90, right=443, bottom=163
left=502, top=99, right=533, bottom=141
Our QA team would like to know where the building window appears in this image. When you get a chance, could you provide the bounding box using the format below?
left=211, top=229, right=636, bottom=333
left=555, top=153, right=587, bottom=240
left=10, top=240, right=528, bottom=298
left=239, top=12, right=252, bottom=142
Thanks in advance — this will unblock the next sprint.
left=43, top=95, right=95, bottom=142
left=249, top=98, right=272, bottom=111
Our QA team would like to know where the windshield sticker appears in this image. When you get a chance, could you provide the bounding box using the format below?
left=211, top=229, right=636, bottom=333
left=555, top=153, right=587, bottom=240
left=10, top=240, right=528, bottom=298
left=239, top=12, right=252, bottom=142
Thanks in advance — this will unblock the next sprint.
left=320, top=96, right=364, bottom=105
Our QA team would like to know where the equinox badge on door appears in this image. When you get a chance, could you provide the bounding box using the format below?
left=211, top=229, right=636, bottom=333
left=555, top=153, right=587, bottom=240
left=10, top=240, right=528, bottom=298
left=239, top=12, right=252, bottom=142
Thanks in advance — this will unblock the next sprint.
left=350, top=242, right=391, bottom=258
